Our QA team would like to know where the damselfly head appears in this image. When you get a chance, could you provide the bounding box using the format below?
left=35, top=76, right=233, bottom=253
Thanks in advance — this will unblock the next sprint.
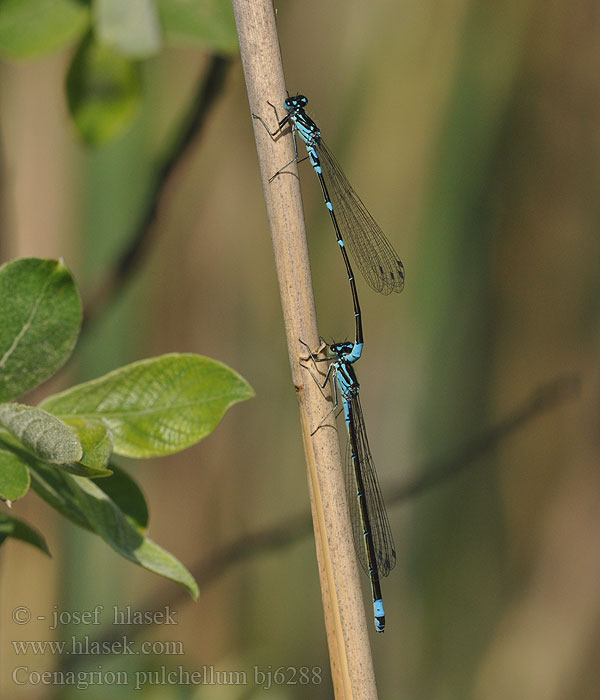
left=329, top=341, right=354, bottom=358
left=284, top=94, right=308, bottom=111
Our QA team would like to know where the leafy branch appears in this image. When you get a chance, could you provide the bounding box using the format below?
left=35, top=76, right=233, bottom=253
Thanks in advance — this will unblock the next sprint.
left=0, top=258, right=253, bottom=597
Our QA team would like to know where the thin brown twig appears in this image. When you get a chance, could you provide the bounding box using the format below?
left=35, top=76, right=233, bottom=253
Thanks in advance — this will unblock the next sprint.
left=81, top=54, right=232, bottom=332
left=388, top=372, right=580, bottom=502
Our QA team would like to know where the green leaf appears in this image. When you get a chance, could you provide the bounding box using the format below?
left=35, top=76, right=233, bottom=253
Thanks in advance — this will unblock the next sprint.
left=156, top=0, right=238, bottom=54
left=67, top=474, right=198, bottom=598
left=96, top=0, right=162, bottom=58
left=29, top=463, right=194, bottom=595
left=0, top=0, right=90, bottom=59
left=29, top=461, right=91, bottom=530
left=0, top=424, right=111, bottom=479
left=66, top=34, right=141, bottom=145
left=41, top=353, right=254, bottom=458
left=0, top=513, right=50, bottom=555
left=96, top=462, right=149, bottom=532
left=52, top=460, right=114, bottom=478
left=64, top=417, right=113, bottom=469
left=0, top=258, right=81, bottom=401
left=0, top=403, right=83, bottom=465
left=0, top=447, right=30, bottom=501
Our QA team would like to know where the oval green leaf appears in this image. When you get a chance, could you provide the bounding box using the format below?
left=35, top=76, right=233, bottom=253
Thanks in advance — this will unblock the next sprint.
left=0, top=0, right=89, bottom=60
left=0, top=447, right=30, bottom=501
left=0, top=513, right=50, bottom=555
left=29, top=461, right=91, bottom=531
left=96, top=462, right=149, bottom=532
left=0, top=403, right=83, bottom=464
left=68, top=474, right=198, bottom=598
left=52, top=461, right=113, bottom=479
left=0, top=258, right=81, bottom=402
left=64, top=417, right=114, bottom=469
left=66, top=34, right=141, bottom=145
left=40, top=353, right=254, bottom=458
left=156, top=0, right=238, bottom=54
left=0, top=416, right=106, bottom=477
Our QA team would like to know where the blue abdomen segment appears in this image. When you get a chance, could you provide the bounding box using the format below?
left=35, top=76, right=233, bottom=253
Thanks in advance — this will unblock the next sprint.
left=374, top=599, right=385, bottom=633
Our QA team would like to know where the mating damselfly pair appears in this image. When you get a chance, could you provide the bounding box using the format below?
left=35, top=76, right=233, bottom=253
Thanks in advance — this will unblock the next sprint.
left=254, top=94, right=404, bottom=633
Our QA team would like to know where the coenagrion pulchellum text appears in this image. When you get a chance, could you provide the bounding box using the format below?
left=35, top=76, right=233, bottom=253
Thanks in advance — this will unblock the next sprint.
left=253, top=94, right=405, bottom=346
left=300, top=338, right=396, bottom=633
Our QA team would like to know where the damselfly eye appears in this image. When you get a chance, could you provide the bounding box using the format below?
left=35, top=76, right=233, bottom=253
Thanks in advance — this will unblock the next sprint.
left=331, top=342, right=353, bottom=356
left=285, top=94, right=308, bottom=109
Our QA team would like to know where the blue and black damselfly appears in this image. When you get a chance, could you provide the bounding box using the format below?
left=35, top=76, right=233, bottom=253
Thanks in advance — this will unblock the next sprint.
left=255, top=93, right=399, bottom=631
left=253, top=94, right=405, bottom=346
left=301, top=338, right=396, bottom=633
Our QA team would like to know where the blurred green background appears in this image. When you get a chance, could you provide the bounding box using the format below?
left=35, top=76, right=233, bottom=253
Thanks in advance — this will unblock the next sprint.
left=1, top=0, right=599, bottom=698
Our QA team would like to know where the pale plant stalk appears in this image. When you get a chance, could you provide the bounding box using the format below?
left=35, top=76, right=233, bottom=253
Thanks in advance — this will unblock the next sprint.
left=231, top=1, right=379, bottom=698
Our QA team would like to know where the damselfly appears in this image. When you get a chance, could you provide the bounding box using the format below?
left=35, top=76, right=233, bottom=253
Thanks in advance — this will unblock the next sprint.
left=253, top=94, right=405, bottom=346
left=301, top=338, right=396, bottom=633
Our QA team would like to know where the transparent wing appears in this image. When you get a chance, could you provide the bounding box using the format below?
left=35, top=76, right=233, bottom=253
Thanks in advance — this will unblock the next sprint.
left=344, top=395, right=396, bottom=576
left=319, top=139, right=405, bottom=295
